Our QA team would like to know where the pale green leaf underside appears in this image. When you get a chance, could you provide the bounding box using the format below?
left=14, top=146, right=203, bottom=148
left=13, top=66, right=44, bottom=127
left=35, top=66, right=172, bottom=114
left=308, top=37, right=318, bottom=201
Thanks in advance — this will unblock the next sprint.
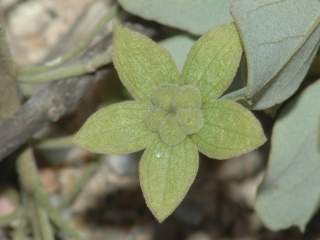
left=113, top=25, right=179, bottom=101
left=140, top=138, right=199, bottom=222
left=255, top=80, right=320, bottom=231
left=0, top=25, right=19, bottom=119
left=231, top=0, right=320, bottom=109
left=161, top=35, right=196, bottom=71
left=192, top=100, right=266, bottom=160
left=118, top=0, right=232, bottom=35
left=74, top=101, right=156, bottom=154
left=181, top=23, right=242, bottom=103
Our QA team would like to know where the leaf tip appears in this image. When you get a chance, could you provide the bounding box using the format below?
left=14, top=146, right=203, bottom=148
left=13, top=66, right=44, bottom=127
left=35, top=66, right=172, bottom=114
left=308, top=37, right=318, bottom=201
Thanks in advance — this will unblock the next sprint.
left=145, top=201, right=172, bottom=223
left=254, top=123, right=267, bottom=148
left=72, top=127, right=87, bottom=150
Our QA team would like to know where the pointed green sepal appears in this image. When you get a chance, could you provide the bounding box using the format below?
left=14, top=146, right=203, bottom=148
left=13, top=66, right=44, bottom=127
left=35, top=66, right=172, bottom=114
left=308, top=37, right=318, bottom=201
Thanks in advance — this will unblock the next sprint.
left=181, top=23, right=242, bottom=103
left=140, top=138, right=199, bottom=222
left=74, top=101, right=156, bottom=154
left=192, top=100, right=266, bottom=159
left=113, top=25, right=180, bottom=101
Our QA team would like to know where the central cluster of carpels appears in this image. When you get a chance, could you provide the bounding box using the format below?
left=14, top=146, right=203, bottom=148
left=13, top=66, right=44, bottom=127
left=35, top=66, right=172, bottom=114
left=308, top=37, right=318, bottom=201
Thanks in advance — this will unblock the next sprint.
left=145, top=84, right=204, bottom=145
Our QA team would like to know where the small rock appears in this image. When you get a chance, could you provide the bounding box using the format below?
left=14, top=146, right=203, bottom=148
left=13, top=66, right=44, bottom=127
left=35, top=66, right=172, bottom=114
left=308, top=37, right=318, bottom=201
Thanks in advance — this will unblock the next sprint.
left=106, top=153, right=141, bottom=177
left=228, top=173, right=264, bottom=208
left=40, top=167, right=61, bottom=194
left=0, top=189, right=18, bottom=216
left=0, top=197, right=15, bottom=216
left=217, top=151, right=263, bottom=181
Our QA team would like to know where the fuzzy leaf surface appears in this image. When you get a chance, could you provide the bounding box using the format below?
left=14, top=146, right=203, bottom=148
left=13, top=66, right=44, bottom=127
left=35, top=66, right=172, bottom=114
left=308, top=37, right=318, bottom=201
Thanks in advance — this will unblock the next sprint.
left=113, top=25, right=179, bottom=101
left=140, top=138, right=198, bottom=222
left=192, top=100, right=266, bottom=159
left=74, top=101, right=156, bottom=154
left=181, top=24, right=242, bottom=103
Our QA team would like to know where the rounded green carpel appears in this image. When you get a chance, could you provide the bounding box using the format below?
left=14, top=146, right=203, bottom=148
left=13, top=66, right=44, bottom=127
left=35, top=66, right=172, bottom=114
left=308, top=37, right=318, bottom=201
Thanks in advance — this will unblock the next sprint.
left=159, top=114, right=187, bottom=145
left=145, top=84, right=204, bottom=145
left=144, top=107, right=168, bottom=132
left=173, top=85, right=202, bottom=109
left=176, top=108, right=204, bottom=134
left=151, top=84, right=178, bottom=111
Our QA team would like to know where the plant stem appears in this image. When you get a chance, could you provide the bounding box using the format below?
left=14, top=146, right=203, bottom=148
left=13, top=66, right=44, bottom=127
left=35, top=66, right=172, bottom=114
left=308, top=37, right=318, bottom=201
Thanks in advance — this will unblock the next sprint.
left=30, top=194, right=54, bottom=240
left=18, top=47, right=112, bottom=83
left=57, top=5, right=118, bottom=64
left=27, top=195, right=42, bottom=240
left=17, top=149, right=83, bottom=240
left=18, top=5, right=117, bottom=76
left=34, top=188, right=83, bottom=240
left=222, top=87, right=248, bottom=102
left=60, top=158, right=103, bottom=209
left=19, top=153, right=54, bottom=240
left=11, top=209, right=28, bottom=240
left=0, top=209, right=19, bottom=227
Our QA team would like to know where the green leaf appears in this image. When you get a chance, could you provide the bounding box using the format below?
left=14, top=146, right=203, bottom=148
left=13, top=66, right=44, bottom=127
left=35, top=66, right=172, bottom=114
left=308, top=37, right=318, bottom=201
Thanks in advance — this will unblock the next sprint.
left=140, top=138, right=199, bottom=222
left=0, top=25, right=19, bottom=119
left=118, top=0, right=232, bottom=35
left=192, top=100, right=266, bottom=160
left=231, top=0, right=320, bottom=109
left=113, top=25, right=179, bottom=101
left=161, top=35, right=196, bottom=71
left=255, top=80, right=320, bottom=231
left=181, top=23, right=242, bottom=103
left=74, top=101, right=156, bottom=154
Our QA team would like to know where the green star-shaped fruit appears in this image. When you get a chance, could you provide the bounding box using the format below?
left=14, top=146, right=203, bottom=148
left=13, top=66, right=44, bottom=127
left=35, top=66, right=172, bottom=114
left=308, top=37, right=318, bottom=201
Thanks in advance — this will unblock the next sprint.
left=74, top=23, right=266, bottom=222
left=146, top=84, right=204, bottom=145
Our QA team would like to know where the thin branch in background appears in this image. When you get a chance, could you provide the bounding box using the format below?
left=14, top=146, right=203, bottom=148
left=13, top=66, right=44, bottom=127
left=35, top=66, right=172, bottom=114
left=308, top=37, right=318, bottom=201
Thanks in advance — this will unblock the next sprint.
left=17, top=149, right=83, bottom=240
left=0, top=22, right=154, bottom=162
left=18, top=5, right=118, bottom=77
left=0, top=210, right=19, bottom=228
left=11, top=208, right=27, bottom=240
left=60, top=157, right=104, bottom=209
left=35, top=189, right=83, bottom=240
left=28, top=196, right=54, bottom=240
left=0, top=34, right=112, bottom=162
left=27, top=195, right=44, bottom=240
left=18, top=46, right=112, bottom=83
